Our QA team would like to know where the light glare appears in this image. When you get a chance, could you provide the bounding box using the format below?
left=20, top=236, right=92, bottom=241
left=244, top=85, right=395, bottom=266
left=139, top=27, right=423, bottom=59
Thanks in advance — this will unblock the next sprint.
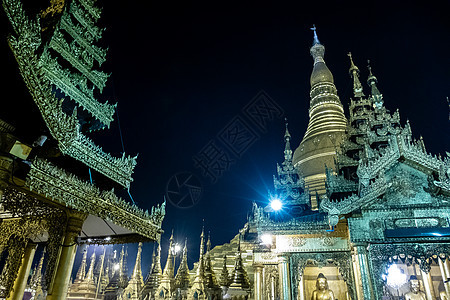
left=261, top=234, right=272, bottom=245
left=270, top=199, right=282, bottom=211
left=384, top=264, right=407, bottom=288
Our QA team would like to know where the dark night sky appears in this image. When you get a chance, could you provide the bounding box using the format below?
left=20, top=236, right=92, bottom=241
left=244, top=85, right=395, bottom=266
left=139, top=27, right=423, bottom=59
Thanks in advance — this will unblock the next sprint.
left=1, top=0, right=450, bottom=272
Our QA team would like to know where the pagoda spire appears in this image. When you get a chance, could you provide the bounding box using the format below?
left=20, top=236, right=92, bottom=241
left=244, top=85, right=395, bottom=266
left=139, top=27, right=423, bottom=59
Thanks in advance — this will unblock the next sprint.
left=131, top=242, right=144, bottom=285
left=30, top=248, right=46, bottom=288
left=367, top=60, right=384, bottom=108
left=162, top=231, right=175, bottom=279
left=194, top=226, right=206, bottom=283
left=204, top=233, right=219, bottom=289
left=74, top=248, right=88, bottom=283
left=219, top=255, right=230, bottom=287
left=348, top=52, right=365, bottom=98
left=229, top=237, right=250, bottom=289
left=156, top=231, right=176, bottom=298
left=142, top=242, right=162, bottom=300
left=175, top=239, right=190, bottom=291
left=283, top=118, right=293, bottom=164
left=293, top=25, right=347, bottom=207
left=118, top=245, right=129, bottom=288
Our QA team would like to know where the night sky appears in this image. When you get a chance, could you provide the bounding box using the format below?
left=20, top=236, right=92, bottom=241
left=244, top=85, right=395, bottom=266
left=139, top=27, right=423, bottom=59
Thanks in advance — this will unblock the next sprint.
left=1, top=0, right=450, bottom=272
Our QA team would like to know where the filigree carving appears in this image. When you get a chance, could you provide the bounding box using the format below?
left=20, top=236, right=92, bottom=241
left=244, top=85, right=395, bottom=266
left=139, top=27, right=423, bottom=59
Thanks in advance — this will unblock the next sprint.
left=26, top=158, right=165, bottom=239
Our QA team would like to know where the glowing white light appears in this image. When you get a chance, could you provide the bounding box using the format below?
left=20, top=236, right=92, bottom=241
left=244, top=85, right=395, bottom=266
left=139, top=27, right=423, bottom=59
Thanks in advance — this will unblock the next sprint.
left=270, top=199, right=282, bottom=211
left=384, top=264, right=407, bottom=288
left=261, top=234, right=272, bottom=245
left=114, top=263, right=120, bottom=271
left=174, top=244, right=182, bottom=254
left=87, top=238, right=92, bottom=242
left=105, top=237, right=111, bottom=241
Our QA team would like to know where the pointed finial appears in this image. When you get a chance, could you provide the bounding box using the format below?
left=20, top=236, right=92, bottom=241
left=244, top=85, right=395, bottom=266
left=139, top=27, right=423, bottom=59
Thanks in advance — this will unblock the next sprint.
left=347, top=52, right=364, bottom=98
left=367, top=60, right=383, bottom=108
left=310, top=24, right=320, bottom=45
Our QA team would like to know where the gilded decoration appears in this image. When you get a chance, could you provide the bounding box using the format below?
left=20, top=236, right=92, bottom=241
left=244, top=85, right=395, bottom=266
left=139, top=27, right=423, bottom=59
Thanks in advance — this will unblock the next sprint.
left=290, top=251, right=356, bottom=300
left=0, top=187, right=67, bottom=292
left=369, top=243, right=450, bottom=299
left=26, top=158, right=165, bottom=240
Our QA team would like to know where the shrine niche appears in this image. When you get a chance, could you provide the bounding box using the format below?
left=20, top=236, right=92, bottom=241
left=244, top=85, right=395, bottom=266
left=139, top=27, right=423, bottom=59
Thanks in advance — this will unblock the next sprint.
left=370, top=244, right=450, bottom=300
left=290, top=252, right=355, bottom=300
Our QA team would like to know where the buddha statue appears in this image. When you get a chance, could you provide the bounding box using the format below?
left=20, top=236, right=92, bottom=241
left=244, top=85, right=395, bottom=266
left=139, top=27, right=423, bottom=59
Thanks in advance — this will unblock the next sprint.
left=404, top=276, right=426, bottom=300
left=311, top=273, right=335, bottom=300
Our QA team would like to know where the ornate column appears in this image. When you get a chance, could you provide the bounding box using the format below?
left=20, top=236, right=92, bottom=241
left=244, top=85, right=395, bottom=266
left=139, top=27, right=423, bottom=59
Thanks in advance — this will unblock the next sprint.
left=297, top=273, right=305, bottom=300
left=438, top=256, right=450, bottom=298
left=355, top=243, right=375, bottom=300
left=278, top=254, right=291, bottom=300
left=352, top=247, right=364, bottom=300
left=7, top=242, right=37, bottom=300
left=254, top=264, right=263, bottom=300
left=46, top=211, right=87, bottom=300
left=419, top=261, right=436, bottom=300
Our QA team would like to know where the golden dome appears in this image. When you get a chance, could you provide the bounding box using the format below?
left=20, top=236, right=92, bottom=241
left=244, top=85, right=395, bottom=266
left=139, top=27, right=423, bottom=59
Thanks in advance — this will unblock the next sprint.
left=310, top=62, right=334, bottom=86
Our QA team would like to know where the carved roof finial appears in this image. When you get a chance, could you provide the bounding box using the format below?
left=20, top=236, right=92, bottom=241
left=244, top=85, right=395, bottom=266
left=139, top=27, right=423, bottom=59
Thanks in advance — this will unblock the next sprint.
left=367, top=60, right=383, bottom=108
left=348, top=52, right=364, bottom=98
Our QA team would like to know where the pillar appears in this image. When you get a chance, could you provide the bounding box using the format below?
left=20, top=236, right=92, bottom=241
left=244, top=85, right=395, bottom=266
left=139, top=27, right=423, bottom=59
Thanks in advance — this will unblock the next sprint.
left=438, top=256, right=450, bottom=298
left=352, top=248, right=364, bottom=300
left=254, top=264, right=263, bottom=300
left=420, top=263, right=436, bottom=300
left=46, top=211, right=86, bottom=300
left=297, top=273, right=305, bottom=300
left=278, top=254, right=291, bottom=300
left=7, top=242, right=37, bottom=300
left=355, top=243, right=375, bottom=300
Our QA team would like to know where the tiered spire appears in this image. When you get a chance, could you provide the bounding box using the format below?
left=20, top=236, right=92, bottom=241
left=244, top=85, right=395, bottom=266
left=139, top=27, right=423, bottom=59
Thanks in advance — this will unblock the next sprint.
left=119, top=246, right=129, bottom=288
left=293, top=25, right=347, bottom=207
left=188, top=227, right=208, bottom=299
left=348, top=52, right=365, bottom=98
left=74, top=248, right=88, bottom=283
left=228, top=238, right=250, bottom=290
left=219, top=255, right=230, bottom=287
left=367, top=60, right=384, bottom=108
left=283, top=118, right=293, bottom=164
left=142, top=242, right=163, bottom=299
left=157, top=231, right=176, bottom=298
left=204, top=233, right=220, bottom=289
left=29, top=248, right=46, bottom=288
left=175, top=239, right=191, bottom=291
left=84, top=251, right=96, bottom=283
left=123, top=242, right=145, bottom=300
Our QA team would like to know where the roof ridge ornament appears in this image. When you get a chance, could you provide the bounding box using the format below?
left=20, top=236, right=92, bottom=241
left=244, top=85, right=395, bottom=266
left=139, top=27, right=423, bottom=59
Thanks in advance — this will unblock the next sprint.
left=347, top=52, right=365, bottom=98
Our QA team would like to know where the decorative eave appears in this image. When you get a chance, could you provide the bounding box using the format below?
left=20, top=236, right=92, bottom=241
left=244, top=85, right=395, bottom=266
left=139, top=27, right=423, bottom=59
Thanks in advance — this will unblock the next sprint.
left=3, top=0, right=137, bottom=187
left=322, top=131, right=450, bottom=226
left=251, top=203, right=328, bottom=233
left=26, top=158, right=165, bottom=240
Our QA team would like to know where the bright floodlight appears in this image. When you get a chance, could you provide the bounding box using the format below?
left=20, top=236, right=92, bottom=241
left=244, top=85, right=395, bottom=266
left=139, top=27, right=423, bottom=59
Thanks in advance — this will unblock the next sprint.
left=261, top=234, right=272, bottom=245
left=174, top=244, right=182, bottom=254
left=270, top=199, right=282, bottom=211
left=105, top=236, right=111, bottom=241
left=383, top=264, right=407, bottom=288
left=114, top=263, right=120, bottom=271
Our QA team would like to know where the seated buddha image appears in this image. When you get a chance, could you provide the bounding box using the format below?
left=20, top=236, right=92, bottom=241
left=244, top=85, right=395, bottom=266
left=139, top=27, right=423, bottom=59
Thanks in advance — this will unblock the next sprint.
left=311, top=273, right=335, bottom=300
left=404, top=275, right=426, bottom=300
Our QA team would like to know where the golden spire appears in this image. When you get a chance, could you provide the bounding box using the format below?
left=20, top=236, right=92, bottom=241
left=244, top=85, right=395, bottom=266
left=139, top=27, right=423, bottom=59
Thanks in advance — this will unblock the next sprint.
left=84, top=250, right=96, bottom=283
left=162, top=230, right=175, bottom=280
left=175, top=239, right=190, bottom=290
left=193, top=226, right=206, bottom=284
left=74, top=248, right=87, bottom=283
left=293, top=26, right=347, bottom=207
left=204, top=232, right=219, bottom=289
left=348, top=52, right=365, bottom=98
left=219, top=255, right=230, bottom=287
left=30, top=248, right=46, bottom=288
left=229, top=236, right=250, bottom=290
left=367, top=60, right=384, bottom=108
left=131, top=242, right=144, bottom=286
